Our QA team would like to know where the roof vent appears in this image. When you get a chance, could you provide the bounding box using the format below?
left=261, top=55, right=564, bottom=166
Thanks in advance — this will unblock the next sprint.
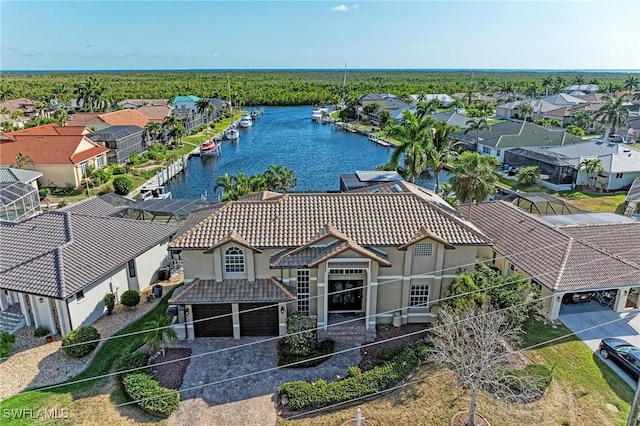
left=393, top=184, right=403, bottom=192
left=369, top=188, right=380, bottom=194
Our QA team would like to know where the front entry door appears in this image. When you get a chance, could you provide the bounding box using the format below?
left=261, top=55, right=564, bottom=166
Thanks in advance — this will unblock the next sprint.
left=329, top=280, right=363, bottom=311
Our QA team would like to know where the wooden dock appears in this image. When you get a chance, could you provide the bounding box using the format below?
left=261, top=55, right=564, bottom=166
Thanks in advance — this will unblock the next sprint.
left=143, top=154, right=189, bottom=188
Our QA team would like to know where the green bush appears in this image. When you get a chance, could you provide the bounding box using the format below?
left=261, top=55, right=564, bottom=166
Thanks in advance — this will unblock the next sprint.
left=38, top=188, right=51, bottom=200
left=114, top=351, right=149, bottom=375
left=122, top=372, right=180, bottom=417
left=278, top=342, right=426, bottom=410
left=278, top=339, right=335, bottom=368
left=61, top=326, right=100, bottom=358
left=120, top=289, right=141, bottom=307
left=111, top=165, right=127, bottom=175
left=128, top=153, right=144, bottom=166
left=93, top=168, right=112, bottom=186
left=0, top=331, right=16, bottom=357
left=112, top=176, right=134, bottom=195
left=103, top=292, right=116, bottom=315
left=33, top=326, right=51, bottom=338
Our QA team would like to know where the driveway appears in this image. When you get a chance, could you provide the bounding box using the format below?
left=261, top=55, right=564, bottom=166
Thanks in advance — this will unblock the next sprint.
left=559, top=301, right=640, bottom=388
left=166, top=337, right=361, bottom=426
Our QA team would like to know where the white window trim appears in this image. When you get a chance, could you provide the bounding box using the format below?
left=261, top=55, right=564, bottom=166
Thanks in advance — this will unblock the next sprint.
left=224, top=246, right=245, bottom=273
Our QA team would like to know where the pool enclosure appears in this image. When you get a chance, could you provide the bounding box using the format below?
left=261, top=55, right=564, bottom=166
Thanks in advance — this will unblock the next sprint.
left=0, top=181, right=41, bottom=222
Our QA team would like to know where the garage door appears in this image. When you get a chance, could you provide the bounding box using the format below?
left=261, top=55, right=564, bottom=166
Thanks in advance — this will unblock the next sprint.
left=193, top=304, right=233, bottom=337
left=239, top=303, right=279, bottom=336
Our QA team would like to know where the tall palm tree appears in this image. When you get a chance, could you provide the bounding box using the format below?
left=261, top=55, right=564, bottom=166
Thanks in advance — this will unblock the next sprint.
left=517, top=166, right=540, bottom=186
left=214, top=173, right=235, bottom=195
left=518, top=103, right=535, bottom=122
left=571, top=110, right=593, bottom=131
left=449, top=98, right=466, bottom=113
left=524, top=82, right=539, bottom=99
left=162, top=115, right=183, bottom=144
left=476, top=101, right=494, bottom=119
left=416, top=98, right=440, bottom=119
left=588, top=78, right=600, bottom=86
left=573, top=74, right=585, bottom=85
left=597, top=94, right=629, bottom=139
left=464, top=117, right=490, bottom=148
left=145, top=121, right=163, bottom=143
left=553, top=76, right=567, bottom=93
left=498, top=81, right=515, bottom=102
left=604, top=82, right=620, bottom=96
left=0, top=84, right=14, bottom=102
left=578, top=158, right=604, bottom=190
left=74, top=77, right=110, bottom=112
left=449, top=152, right=498, bottom=218
left=624, top=76, right=639, bottom=92
left=428, top=121, right=462, bottom=194
left=53, top=108, right=69, bottom=126
left=541, top=75, right=554, bottom=96
left=195, top=97, right=215, bottom=126
left=386, top=111, right=432, bottom=182
left=265, top=164, right=297, bottom=192
left=143, top=315, right=177, bottom=357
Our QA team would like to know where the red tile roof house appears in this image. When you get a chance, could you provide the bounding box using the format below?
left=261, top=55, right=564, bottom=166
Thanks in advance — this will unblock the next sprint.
left=468, top=201, right=640, bottom=322
left=0, top=210, right=178, bottom=335
left=68, top=109, right=151, bottom=131
left=0, top=124, right=109, bottom=188
left=167, top=181, right=490, bottom=341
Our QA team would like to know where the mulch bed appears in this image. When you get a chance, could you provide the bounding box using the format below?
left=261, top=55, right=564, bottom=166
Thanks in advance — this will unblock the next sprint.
left=360, top=323, right=430, bottom=370
left=450, top=411, right=490, bottom=426
left=150, top=347, right=191, bottom=389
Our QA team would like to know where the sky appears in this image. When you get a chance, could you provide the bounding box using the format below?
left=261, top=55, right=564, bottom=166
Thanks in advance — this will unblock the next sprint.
left=1, top=0, right=639, bottom=71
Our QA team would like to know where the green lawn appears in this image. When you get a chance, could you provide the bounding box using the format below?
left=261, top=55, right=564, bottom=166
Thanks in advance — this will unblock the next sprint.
left=0, top=288, right=180, bottom=425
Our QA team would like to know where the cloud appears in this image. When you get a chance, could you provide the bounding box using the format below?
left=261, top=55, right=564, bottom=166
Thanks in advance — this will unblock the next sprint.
left=332, top=4, right=348, bottom=12
left=352, top=4, right=359, bottom=10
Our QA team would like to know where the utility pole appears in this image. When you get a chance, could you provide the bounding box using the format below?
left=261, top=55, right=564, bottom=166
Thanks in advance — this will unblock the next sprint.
left=627, top=378, right=640, bottom=426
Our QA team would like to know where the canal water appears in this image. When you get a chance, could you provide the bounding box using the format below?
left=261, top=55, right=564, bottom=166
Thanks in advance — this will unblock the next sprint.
left=165, top=106, right=443, bottom=198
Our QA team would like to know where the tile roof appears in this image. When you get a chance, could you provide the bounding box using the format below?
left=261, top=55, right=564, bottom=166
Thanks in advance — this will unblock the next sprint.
left=0, top=211, right=179, bottom=299
left=67, top=113, right=101, bottom=126
left=170, top=185, right=489, bottom=251
left=0, top=134, right=109, bottom=165
left=168, top=278, right=296, bottom=304
left=137, top=105, right=172, bottom=122
left=469, top=120, right=584, bottom=150
left=0, top=167, right=42, bottom=183
left=467, top=201, right=640, bottom=292
left=117, top=99, right=169, bottom=107
left=59, top=196, right=128, bottom=217
left=69, top=110, right=150, bottom=128
left=6, top=124, right=88, bottom=136
left=0, top=98, right=37, bottom=113
left=172, top=95, right=201, bottom=104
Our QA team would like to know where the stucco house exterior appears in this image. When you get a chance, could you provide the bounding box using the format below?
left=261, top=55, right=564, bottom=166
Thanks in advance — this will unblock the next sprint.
left=468, top=201, right=640, bottom=321
left=0, top=124, right=109, bottom=188
left=167, top=182, right=489, bottom=340
left=0, top=210, right=178, bottom=336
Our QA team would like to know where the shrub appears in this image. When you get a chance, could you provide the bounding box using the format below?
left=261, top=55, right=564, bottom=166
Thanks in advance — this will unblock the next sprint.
left=121, top=289, right=141, bottom=307
left=347, top=366, right=362, bottom=377
left=114, top=351, right=149, bottom=375
left=111, top=165, right=127, bottom=175
left=57, top=199, right=67, bottom=208
left=283, top=313, right=317, bottom=357
left=112, top=176, right=134, bottom=195
left=128, top=153, right=144, bottom=166
left=122, top=372, right=180, bottom=417
left=93, top=168, right=112, bottom=186
left=38, top=188, right=51, bottom=200
left=103, top=292, right=116, bottom=315
left=0, top=331, right=16, bottom=357
left=278, top=339, right=335, bottom=368
left=566, top=124, right=585, bottom=137
left=33, top=326, right=51, bottom=338
left=62, top=326, right=100, bottom=358
left=501, top=364, right=552, bottom=401
left=278, top=342, right=427, bottom=410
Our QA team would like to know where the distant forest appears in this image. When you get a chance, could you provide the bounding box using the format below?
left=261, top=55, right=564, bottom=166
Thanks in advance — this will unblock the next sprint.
left=1, top=70, right=636, bottom=106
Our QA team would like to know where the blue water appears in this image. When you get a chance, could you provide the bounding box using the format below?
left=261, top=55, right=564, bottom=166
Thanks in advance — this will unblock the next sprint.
left=166, top=106, right=445, bottom=198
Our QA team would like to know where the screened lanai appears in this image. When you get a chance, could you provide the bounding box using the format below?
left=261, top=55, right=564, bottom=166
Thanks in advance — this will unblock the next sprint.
left=504, top=148, right=577, bottom=186
left=0, top=181, right=41, bottom=222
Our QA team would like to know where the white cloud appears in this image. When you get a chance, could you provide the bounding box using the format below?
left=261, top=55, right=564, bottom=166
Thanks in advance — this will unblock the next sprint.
left=332, top=4, right=348, bottom=12
left=352, top=4, right=359, bottom=10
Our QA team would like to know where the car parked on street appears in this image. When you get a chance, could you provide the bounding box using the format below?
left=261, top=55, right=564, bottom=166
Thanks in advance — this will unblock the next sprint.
left=599, top=338, right=640, bottom=380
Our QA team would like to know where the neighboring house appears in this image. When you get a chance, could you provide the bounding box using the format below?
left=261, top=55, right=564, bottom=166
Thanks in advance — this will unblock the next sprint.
left=137, top=105, right=173, bottom=124
left=0, top=167, right=43, bottom=222
left=564, top=84, right=599, bottom=94
left=167, top=182, right=489, bottom=339
left=87, top=125, right=146, bottom=164
left=541, top=93, right=586, bottom=107
left=627, top=116, right=640, bottom=143
left=451, top=93, right=497, bottom=104
left=0, top=98, right=44, bottom=119
left=430, top=111, right=472, bottom=129
left=359, top=93, right=411, bottom=112
left=455, top=120, right=584, bottom=163
left=388, top=106, right=417, bottom=124
left=409, top=94, right=453, bottom=107
left=504, top=141, right=640, bottom=191
left=496, top=99, right=559, bottom=120
left=0, top=124, right=109, bottom=188
left=171, top=95, right=224, bottom=132
left=117, top=99, right=169, bottom=109
left=468, top=201, right=640, bottom=321
left=68, top=109, right=150, bottom=131
left=0, top=211, right=179, bottom=336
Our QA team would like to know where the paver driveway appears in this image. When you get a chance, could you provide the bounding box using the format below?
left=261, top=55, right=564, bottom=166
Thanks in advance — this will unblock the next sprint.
left=167, top=337, right=361, bottom=426
left=559, top=301, right=640, bottom=388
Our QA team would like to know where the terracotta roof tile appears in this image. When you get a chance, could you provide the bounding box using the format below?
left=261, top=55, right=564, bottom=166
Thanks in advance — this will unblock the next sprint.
left=0, top=134, right=108, bottom=165
left=137, top=105, right=172, bottom=123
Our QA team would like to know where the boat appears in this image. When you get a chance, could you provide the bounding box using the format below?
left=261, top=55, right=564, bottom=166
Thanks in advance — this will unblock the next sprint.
left=138, top=184, right=172, bottom=201
left=311, top=106, right=329, bottom=122
left=239, top=114, right=253, bottom=128
left=225, top=128, right=239, bottom=140
left=199, top=139, right=221, bottom=156
left=250, top=109, right=262, bottom=119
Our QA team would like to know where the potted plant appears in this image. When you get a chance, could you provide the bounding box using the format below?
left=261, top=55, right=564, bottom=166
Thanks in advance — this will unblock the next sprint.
left=34, top=326, right=52, bottom=343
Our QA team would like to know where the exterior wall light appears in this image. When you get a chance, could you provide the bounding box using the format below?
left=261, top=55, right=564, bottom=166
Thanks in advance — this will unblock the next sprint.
left=280, top=306, right=285, bottom=315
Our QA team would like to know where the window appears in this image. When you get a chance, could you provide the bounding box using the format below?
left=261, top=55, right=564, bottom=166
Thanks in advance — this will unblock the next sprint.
left=79, top=161, right=88, bottom=177
left=482, top=146, right=491, bottom=154
left=328, top=268, right=365, bottom=275
left=95, top=155, right=105, bottom=168
left=224, top=246, right=245, bottom=273
left=414, top=243, right=433, bottom=256
left=76, top=290, right=85, bottom=301
left=496, top=150, right=501, bottom=157
left=127, top=259, right=137, bottom=278
left=615, top=173, right=623, bottom=179
left=297, top=269, right=310, bottom=315
left=409, top=284, right=429, bottom=307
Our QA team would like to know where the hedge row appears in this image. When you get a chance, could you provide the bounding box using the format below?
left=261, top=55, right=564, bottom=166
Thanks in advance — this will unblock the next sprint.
left=61, top=326, right=100, bottom=358
left=122, top=372, right=180, bottom=418
left=277, top=342, right=428, bottom=410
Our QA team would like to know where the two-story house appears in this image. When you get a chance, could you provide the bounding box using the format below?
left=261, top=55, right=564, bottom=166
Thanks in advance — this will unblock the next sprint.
left=168, top=182, right=489, bottom=339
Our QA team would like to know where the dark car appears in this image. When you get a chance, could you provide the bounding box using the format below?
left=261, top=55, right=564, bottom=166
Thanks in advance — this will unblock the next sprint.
left=599, top=338, right=640, bottom=380
left=562, top=292, right=593, bottom=304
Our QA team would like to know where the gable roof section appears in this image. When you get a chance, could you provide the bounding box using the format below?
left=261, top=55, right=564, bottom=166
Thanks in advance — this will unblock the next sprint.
left=0, top=134, right=108, bottom=166
left=0, top=211, right=179, bottom=299
left=170, top=188, right=489, bottom=251
left=202, top=229, right=263, bottom=254
left=59, top=196, right=127, bottom=217
left=467, top=201, right=640, bottom=292
left=0, top=167, right=42, bottom=183
left=481, top=121, right=584, bottom=150
left=169, top=277, right=296, bottom=304
left=523, top=141, right=640, bottom=173
left=98, top=110, right=150, bottom=128
left=172, top=95, right=201, bottom=104
left=137, top=105, right=172, bottom=122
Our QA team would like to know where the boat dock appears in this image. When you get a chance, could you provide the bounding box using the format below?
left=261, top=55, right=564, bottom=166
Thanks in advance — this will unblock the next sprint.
left=368, top=134, right=392, bottom=147
left=144, top=155, right=189, bottom=187
left=334, top=121, right=396, bottom=147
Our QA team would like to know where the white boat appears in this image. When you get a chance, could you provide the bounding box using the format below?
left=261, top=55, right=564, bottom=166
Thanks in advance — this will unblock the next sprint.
left=312, top=106, right=330, bottom=123
left=138, top=185, right=172, bottom=201
left=239, top=114, right=253, bottom=128
left=225, top=128, right=239, bottom=140
left=200, top=139, right=221, bottom=156
left=250, top=109, right=262, bottom=119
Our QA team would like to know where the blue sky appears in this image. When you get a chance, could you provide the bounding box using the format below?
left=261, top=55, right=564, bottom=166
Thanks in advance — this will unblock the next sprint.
left=1, top=1, right=639, bottom=71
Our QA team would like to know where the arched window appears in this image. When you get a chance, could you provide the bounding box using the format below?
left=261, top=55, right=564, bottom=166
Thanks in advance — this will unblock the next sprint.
left=224, top=246, right=245, bottom=273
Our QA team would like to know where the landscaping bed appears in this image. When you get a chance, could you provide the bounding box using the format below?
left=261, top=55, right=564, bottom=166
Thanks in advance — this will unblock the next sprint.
left=150, top=347, right=191, bottom=389
left=360, top=323, right=430, bottom=370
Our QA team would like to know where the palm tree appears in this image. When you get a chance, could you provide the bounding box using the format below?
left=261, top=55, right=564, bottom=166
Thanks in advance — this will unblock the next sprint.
left=74, top=77, right=111, bottom=112
left=553, top=76, right=567, bottom=93
left=163, top=115, right=183, bottom=144
left=597, top=94, right=629, bottom=139
left=449, top=152, right=498, bottom=218
left=416, top=98, right=439, bottom=119
left=464, top=117, right=490, bottom=147
left=145, top=121, right=163, bottom=143
left=541, top=75, right=554, bottom=96
left=386, top=111, right=432, bottom=182
left=428, top=121, right=462, bottom=194
left=449, top=98, right=466, bottom=113
left=439, top=182, right=458, bottom=208
left=498, top=81, right=515, bottom=102
left=588, top=78, right=600, bottom=86
left=517, top=166, right=540, bottom=186
left=143, top=315, right=177, bottom=357
left=445, top=272, right=490, bottom=313
left=53, top=108, right=69, bottom=126
left=265, top=164, right=297, bottom=192
left=518, top=103, right=534, bottom=122
left=573, top=74, right=585, bottom=85
left=578, top=158, right=604, bottom=190
left=571, top=110, right=593, bottom=131
left=476, top=101, right=494, bottom=119
left=168, top=123, right=185, bottom=145
left=214, top=173, right=235, bottom=195
left=0, top=84, right=14, bottom=102
left=624, top=76, right=639, bottom=92
left=195, top=97, right=215, bottom=126
left=524, top=82, right=539, bottom=99
left=604, top=82, right=620, bottom=96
